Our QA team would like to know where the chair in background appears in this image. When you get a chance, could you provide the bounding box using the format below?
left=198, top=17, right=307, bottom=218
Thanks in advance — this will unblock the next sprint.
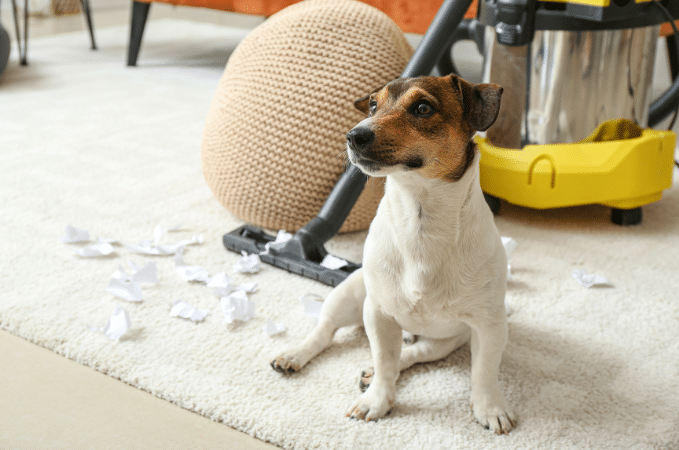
left=126, top=0, right=478, bottom=66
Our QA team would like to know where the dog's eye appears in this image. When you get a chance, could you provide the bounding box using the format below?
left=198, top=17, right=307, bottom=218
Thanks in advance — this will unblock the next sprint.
left=369, top=101, right=377, bottom=116
left=414, top=101, right=434, bottom=117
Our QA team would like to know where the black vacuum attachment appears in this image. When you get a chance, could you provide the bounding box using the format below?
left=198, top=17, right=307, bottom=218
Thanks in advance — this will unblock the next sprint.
left=222, top=0, right=477, bottom=286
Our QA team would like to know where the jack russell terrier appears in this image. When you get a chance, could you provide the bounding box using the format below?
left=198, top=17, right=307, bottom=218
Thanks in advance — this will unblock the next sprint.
left=271, top=74, right=516, bottom=434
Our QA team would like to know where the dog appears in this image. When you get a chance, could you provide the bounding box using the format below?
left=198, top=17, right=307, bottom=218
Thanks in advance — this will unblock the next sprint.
left=271, top=74, right=516, bottom=434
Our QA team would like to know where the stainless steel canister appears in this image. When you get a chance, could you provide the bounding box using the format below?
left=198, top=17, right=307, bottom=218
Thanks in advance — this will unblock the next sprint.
left=481, top=25, right=660, bottom=149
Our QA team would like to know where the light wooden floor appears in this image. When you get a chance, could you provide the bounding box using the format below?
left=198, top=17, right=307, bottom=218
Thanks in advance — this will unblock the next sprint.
left=1, top=7, right=278, bottom=450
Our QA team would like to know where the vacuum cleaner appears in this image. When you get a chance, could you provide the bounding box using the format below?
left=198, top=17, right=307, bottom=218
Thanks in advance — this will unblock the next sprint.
left=224, top=0, right=679, bottom=286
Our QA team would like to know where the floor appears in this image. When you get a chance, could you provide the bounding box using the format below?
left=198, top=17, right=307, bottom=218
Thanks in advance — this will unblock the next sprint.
left=1, top=6, right=276, bottom=450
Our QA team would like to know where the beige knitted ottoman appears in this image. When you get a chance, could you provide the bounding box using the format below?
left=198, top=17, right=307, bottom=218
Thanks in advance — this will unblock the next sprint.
left=201, top=0, right=413, bottom=233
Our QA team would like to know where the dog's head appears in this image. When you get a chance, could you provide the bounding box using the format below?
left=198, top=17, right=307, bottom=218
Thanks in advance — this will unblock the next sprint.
left=346, top=74, right=502, bottom=180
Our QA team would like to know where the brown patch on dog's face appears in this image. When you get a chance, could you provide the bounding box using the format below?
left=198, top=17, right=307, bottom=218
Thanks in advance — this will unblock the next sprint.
left=348, top=75, right=503, bottom=181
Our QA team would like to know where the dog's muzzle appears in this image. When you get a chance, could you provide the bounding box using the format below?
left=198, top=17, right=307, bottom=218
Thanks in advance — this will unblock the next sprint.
left=346, top=127, right=375, bottom=153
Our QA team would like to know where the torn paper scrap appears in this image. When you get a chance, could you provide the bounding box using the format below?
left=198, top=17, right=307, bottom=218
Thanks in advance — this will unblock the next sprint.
left=234, top=251, right=261, bottom=274
left=128, top=225, right=203, bottom=256
left=237, top=282, right=258, bottom=293
left=128, top=261, right=159, bottom=284
left=300, top=293, right=323, bottom=321
left=97, top=237, right=120, bottom=246
left=75, top=242, right=116, bottom=258
left=90, top=305, right=131, bottom=341
left=106, top=276, right=143, bottom=302
left=175, top=250, right=209, bottom=283
left=572, top=270, right=611, bottom=288
left=114, top=262, right=158, bottom=285
left=501, top=237, right=518, bottom=260
left=61, top=225, right=90, bottom=243
left=321, top=254, right=348, bottom=270
left=221, top=291, right=256, bottom=324
left=261, top=230, right=293, bottom=255
left=208, top=272, right=232, bottom=288
left=505, top=301, right=513, bottom=316
left=106, top=262, right=157, bottom=302
left=501, top=237, right=518, bottom=280
left=127, top=239, right=175, bottom=256
left=170, top=299, right=209, bottom=322
left=263, top=318, right=287, bottom=336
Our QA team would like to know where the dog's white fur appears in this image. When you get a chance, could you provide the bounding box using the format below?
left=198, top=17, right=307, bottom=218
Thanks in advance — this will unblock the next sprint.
left=271, top=81, right=516, bottom=434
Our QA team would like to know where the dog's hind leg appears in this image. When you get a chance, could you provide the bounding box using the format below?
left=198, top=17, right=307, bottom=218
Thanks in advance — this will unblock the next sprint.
left=270, top=268, right=366, bottom=374
left=359, top=325, right=471, bottom=392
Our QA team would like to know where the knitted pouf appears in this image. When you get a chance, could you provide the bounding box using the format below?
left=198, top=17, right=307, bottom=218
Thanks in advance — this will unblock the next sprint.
left=201, top=0, right=413, bottom=233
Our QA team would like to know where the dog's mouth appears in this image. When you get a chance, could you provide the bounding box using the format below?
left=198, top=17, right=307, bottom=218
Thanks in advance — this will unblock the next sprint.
left=347, top=148, right=383, bottom=172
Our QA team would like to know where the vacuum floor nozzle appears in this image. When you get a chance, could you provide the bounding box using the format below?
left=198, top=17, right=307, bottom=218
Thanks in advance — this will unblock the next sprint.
left=223, top=225, right=360, bottom=287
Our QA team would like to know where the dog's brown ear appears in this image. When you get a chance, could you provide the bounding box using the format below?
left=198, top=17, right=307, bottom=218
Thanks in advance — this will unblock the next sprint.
left=449, top=74, right=503, bottom=132
left=354, top=84, right=385, bottom=115
left=354, top=94, right=371, bottom=114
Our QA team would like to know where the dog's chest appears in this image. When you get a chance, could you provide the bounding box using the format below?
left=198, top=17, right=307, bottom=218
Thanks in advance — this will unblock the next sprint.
left=364, top=220, right=474, bottom=335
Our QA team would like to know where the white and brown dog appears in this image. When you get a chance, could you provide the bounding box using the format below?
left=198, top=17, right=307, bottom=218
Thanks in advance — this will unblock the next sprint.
left=271, top=74, right=516, bottom=434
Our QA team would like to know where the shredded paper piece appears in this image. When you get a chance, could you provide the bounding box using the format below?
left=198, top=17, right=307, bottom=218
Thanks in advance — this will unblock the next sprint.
left=128, top=225, right=203, bottom=256
left=75, top=242, right=115, bottom=258
left=263, top=318, right=287, bottom=336
left=170, top=299, right=209, bottom=322
left=90, top=305, right=130, bottom=341
left=320, top=254, right=348, bottom=270
left=234, top=251, right=261, bottom=274
left=300, top=293, right=323, bottom=321
left=501, top=236, right=518, bottom=280
left=175, top=249, right=210, bottom=283
left=106, top=262, right=158, bottom=302
left=221, top=291, right=256, bottom=324
left=208, top=273, right=258, bottom=297
left=260, top=230, right=293, bottom=255
left=61, top=225, right=90, bottom=243
left=572, top=269, right=611, bottom=288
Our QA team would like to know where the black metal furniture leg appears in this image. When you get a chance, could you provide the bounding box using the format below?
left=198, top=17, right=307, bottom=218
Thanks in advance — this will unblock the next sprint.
left=79, top=0, right=97, bottom=50
left=10, top=0, right=26, bottom=65
left=127, top=1, right=150, bottom=66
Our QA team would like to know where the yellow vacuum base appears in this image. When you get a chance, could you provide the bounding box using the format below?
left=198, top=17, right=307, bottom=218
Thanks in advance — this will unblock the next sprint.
left=478, top=129, right=676, bottom=215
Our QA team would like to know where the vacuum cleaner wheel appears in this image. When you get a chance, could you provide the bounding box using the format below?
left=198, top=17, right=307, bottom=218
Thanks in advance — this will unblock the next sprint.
left=484, top=193, right=501, bottom=215
left=611, top=207, right=642, bottom=226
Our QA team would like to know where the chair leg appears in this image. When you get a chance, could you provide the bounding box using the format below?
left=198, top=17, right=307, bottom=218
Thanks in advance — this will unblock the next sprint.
left=79, top=0, right=97, bottom=50
left=127, top=1, right=151, bottom=66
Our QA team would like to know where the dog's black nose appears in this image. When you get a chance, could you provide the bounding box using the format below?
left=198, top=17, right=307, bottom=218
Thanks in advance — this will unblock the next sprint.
left=347, top=127, right=375, bottom=151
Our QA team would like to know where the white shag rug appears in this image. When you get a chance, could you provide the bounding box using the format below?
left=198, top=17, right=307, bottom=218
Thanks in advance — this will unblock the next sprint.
left=1, top=19, right=679, bottom=450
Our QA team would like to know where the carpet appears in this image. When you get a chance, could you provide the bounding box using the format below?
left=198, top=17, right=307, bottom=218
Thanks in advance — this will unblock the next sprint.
left=1, top=19, right=679, bottom=450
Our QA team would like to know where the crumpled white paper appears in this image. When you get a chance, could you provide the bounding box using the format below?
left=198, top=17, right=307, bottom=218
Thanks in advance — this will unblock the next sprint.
left=572, top=269, right=611, bottom=288
left=75, top=241, right=116, bottom=258
left=501, top=237, right=518, bottom=280
left=90, top=305, right=130, bottom=341
left=263, top=318, right=287, bottom=336
left=300, top=293, right=323, bottom=321
left=128, top=225, right=203, bottom=256
left=221, top=290, right=256, bottom=324
left=105, top=262, right=158, bottom=302
left=61, top=225, right=90, bottom=243
left=170, top=299, right=209, bottom=322
left=234, top=251, right=261, bottom=274
left=260, top=230, right=293, bottom=255
left=208, top=272, right=258, bottom=297
left=320, top=254, right=348, bottom=270
left=175, top=249, right=209, bottom=283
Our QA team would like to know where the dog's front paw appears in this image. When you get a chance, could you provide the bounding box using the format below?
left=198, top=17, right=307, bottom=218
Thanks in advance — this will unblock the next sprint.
left=346, top=383, right=395, bottom=422
left=471, top=395, right=516, bottom=435
left=270, top=352, right=302, bottom=375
